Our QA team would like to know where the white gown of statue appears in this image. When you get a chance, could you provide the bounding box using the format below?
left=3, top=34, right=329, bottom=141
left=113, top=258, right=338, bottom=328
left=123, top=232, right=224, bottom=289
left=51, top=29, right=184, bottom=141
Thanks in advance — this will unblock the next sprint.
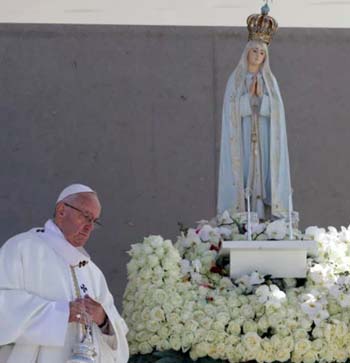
left=241, top=72, right=271, bottom=219
left=0, top=219, right=129, bottom=363
left=217, top=40, right=292, bottom=220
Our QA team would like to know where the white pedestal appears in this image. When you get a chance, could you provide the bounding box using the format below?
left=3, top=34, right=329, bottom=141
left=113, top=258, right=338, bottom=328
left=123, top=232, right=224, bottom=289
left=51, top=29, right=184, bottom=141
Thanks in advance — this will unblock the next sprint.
left=222, top=240, right=317, bottom=279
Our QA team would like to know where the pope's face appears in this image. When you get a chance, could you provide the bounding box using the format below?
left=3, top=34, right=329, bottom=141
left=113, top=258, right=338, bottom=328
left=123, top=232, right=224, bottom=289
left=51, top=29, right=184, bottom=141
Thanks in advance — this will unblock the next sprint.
left=56, top=193, right=101, bottom=247
left=247, top=46, right=266, bottom=67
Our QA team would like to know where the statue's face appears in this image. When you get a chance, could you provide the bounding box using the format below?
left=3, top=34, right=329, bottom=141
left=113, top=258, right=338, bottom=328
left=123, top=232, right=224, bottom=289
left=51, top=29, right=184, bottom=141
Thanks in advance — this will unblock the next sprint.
left=247, top=46, right=266, bottom=67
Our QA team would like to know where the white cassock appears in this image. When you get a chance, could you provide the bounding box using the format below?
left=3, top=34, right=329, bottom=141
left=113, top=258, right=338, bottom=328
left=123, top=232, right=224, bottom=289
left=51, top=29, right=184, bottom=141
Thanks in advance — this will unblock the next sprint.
left=0, top=219, right=129, bottom=363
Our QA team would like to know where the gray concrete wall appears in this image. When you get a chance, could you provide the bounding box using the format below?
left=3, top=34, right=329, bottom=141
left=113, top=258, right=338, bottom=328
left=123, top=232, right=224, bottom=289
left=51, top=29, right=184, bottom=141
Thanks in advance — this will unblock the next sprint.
left=0, top=24, right=349, bottom=306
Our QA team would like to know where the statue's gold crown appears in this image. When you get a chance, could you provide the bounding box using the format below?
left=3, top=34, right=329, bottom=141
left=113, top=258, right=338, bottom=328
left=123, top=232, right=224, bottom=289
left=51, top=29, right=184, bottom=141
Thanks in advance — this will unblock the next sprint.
left=246, top=4, right=278, bottom=45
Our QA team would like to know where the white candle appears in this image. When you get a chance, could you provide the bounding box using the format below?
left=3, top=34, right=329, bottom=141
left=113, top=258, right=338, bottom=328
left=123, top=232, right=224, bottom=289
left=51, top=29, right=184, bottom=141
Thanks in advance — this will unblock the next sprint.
left=288, top=189, right=293, bottom=240
left=245, top=188, right=252, bottom=240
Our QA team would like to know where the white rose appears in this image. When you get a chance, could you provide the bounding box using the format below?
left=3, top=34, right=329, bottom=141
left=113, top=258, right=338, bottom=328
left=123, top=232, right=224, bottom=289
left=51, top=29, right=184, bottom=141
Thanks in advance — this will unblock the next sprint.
left=150, top=306, right=165, bottom=321
left=154, top=246, right=165, bottom=258
left=275, top=323, right=291, bottom=337
left=264, top=351, right=275, bottom=363
left=146, top=319, right=161, bottom=332
left=299, top=316, right=313, bottom=330
left=304, top=226, right=326, bottom=241
left=270, top=334, right=283, bottom=350
left=267, top=312, right=284, bottom=327
left=243, top=332, right=261, bottom=352
left=218, top=226, right=232, bottom=239
left=205, top=330, right=217, bottom=343
left=198, top=225, right=215, bottom=242
left=281, top=336, right=294, bottom=351
left=216, top=311, right=231, bottom=325
left=141, top=267, right=153, bottom=280
left=256, top=285, right=270, bottom=303
left=140, top=308, right=151, bottom=321
left=234, top=342, right=247, bottom=360
left=311, top=338, right=324, bottom=351
left=225, top=334, right=241, bottom=346
left=170, top=292, right=183, bottom=307
left=127, top=259, right=140, bottom=275
left=138, top=341, right=153, bottom=354
left=198, top=316, right=213, bottom=330
left=328, top=299, right=342, bottom=315
left=213, top=295, right=227, bottom=306
left=255, top=349, right=266, bottom=363
left=152, top=289, right=167, bottom=304
left=142, top=244, right=154, bottom=255
left=337, top=292, right=350, bottom=307
left=311, top=326, right=323, bottom=338
left=243, top=320, right=258, bottom=333
left=323, top=323, right=335, bottom=341
left=285, top=318, right=298, bottom=331
left=184, top=319, right=199, bottom=333
left=158, top=325, right=169, bottom=339
left=212, top=321, right=226, bottom=332
left=275, top=348, right=291, bottom=362
left=156, top=339, right=171, bottom=351
left=318, top=347, right=333, bottom=362
left=265, top=219, right=287, bottom=240
left=148, top=235, right=164, bottom=248
left=228, top=295, right=241, bottom=307
left=193, top=342, right=210, bottom=358
left=294, top=338, right=311, bottom=355
left=149, top=334, right=161, bottom=347
left=227, top=321, right=241, bottom=335
left=219, top=277, right=234, bottom=289
left=261, top=339, right=273, bottom=353
left=179, top=229, right=201, bottom=248
left=257, top=316, right=269, bottom=334
left=214, top=342, right=226, bottom=357
left=335, top=321, right=348, bottom=337
left=217, top=210, right=234, bottom=225
left=230, top=307, right=241, bottom=318
left=302, top=350, right=318, bottom=363
left=135, top=330, right=150, bottom=342
left=169, top=335, right=181, bottom=351
left=204, top=304, right=216, bottom=316
left=332, top=348, right=347, bottom=362
left=293, top=328, right=309, bottom=340
left=129, top=344, right=139, bottom=355
left=193, top=328, right=206, bottom=343
left=240, top=304, right=255, bottom=319
left=134, top=322, right=146, bottom=332
left=181, top=331, right=195, bottom=350
left=189, top=350, right=199, bottom=361
left=163, top=239, right=173, bottom=249
left=179, top=259, right=191, bottom=275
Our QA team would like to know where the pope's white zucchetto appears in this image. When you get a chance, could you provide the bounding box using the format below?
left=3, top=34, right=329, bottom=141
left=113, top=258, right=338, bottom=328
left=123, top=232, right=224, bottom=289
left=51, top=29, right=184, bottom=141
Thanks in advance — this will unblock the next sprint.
left=56, top=184, right=95, bottom=204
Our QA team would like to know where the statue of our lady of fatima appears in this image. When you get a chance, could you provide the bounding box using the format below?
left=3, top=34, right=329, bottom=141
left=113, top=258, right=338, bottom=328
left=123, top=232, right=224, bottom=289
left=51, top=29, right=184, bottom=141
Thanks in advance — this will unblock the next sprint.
left=217, top=3, right=293, bottom=222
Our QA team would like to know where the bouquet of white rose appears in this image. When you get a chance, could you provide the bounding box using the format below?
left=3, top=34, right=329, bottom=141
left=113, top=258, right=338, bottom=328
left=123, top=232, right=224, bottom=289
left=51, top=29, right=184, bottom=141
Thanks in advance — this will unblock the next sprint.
left=123, top=211, right=350, bottom=363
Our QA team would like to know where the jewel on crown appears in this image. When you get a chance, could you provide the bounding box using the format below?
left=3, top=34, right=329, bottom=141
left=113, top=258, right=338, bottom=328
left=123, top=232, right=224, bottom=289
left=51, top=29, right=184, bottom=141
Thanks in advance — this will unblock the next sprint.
left=246, top=3, right=278, bottom=45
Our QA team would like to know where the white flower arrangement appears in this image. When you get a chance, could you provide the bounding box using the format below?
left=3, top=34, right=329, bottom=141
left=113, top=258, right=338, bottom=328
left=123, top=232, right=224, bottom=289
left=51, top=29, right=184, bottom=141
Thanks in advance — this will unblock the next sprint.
left=123, top=211, right=350, bottom=362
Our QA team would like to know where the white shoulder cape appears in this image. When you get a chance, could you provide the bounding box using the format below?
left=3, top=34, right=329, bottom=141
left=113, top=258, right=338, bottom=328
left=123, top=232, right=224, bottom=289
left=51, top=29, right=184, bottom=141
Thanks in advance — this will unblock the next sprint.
left=0, top=221, right=129, bottom=363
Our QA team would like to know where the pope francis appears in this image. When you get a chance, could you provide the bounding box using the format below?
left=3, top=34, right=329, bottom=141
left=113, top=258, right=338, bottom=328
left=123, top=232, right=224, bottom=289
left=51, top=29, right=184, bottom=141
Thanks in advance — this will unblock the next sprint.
left=0, top=184, right=129, bottom=363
